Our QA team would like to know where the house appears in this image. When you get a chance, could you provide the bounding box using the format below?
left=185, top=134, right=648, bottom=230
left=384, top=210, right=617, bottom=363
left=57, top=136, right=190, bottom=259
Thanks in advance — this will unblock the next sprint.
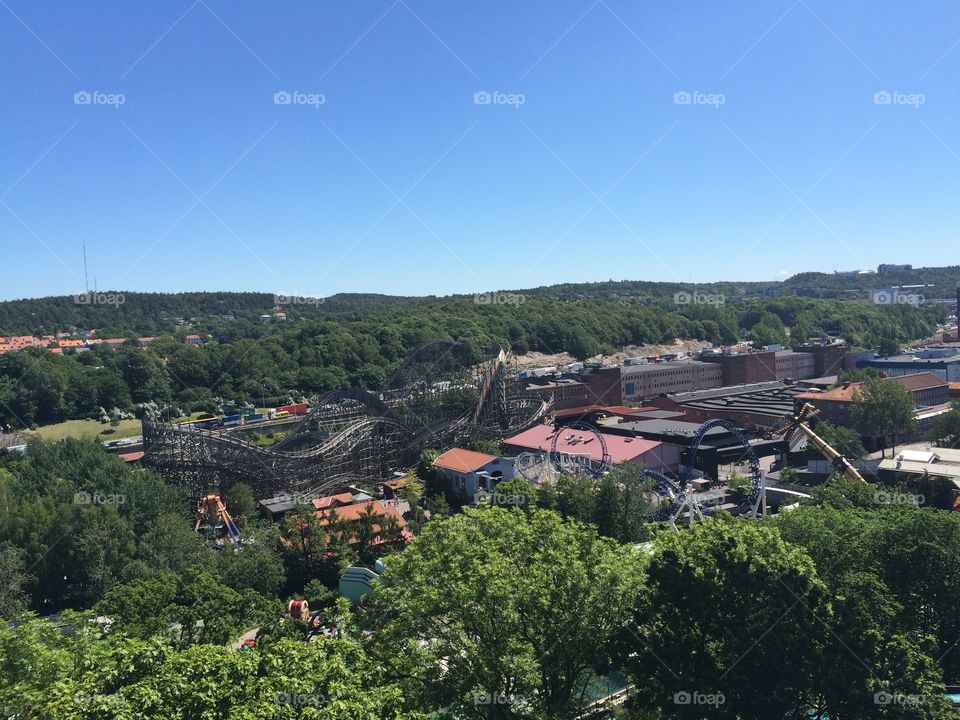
left=311, top=492, right=356, bottom=511
left=259, top=314, right=272, bottom=323
left=382, top=476, right=409, bottom=500
left=184, top=334, right=205, bottom=346
left=503, top=424, right=681, bottom=474
left=313, top=499, right=410, bottom=546
left=432, top=448, right=517, bottom=499
left=55, top=338, right=91, bottom=353
left=137, top=337, right=156, bottom=347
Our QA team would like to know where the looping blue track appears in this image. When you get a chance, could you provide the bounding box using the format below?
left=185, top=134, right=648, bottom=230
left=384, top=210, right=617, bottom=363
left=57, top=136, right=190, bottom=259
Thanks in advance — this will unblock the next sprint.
left=646, top=419, right=762, bottom=520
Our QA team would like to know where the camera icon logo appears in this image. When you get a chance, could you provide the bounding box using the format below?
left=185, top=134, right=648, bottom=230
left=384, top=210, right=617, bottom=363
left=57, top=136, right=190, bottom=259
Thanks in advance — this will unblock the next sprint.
left=274, top=91, right=292, bottom=105
left=474, top=90, right=492, bottom=105
left=74, top=90, right=92, bottom=105
left=871, top=289, right=894, bottom=305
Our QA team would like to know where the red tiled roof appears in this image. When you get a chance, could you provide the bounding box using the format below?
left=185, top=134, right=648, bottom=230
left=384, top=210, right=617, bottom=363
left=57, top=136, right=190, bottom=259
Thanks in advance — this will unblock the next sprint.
left=314, top=501, right=405, bottom=526
left=432, top=448, right=496, bottom=473
left=504, top=424, right=662, bottom=465
left=118, top=451, right=144, bottom=462
left=311, top=492, right=355, bottom=510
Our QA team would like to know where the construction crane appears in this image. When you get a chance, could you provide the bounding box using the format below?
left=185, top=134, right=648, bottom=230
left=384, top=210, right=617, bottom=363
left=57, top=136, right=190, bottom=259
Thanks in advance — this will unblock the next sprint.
left=194, top=493, right=242, bottom=551
left=767, top=403, right=867, bottom=484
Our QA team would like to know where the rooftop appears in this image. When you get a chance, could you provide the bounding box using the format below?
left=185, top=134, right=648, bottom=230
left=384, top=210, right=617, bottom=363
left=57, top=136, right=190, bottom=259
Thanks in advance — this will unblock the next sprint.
left=664, top=380, right=789, bottom=404
left=432, top=448, right=497, bottom=473
left=797, top=372, right=947, bottom=403
left=666, top=381, right=803, bottom=419
left=553, top=404, right=658, bottom=421
left=504, top=424, right=662, bottom=465
left=869, top=353, right=960, bottom=364
left=613, top=418, right=730, bottom=438
left=312, top=492, right=356, bottom=510
left=620, top=359, right=720, bottom=374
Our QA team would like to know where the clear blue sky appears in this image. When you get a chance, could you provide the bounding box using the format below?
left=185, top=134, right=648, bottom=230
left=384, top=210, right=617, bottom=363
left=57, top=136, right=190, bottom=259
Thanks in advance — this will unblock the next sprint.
left=2, top=1, right=959, bottom=301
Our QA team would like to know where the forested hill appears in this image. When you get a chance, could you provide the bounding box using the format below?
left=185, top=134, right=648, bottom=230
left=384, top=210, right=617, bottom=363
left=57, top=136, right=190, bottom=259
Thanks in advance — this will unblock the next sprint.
left=0, top=291, right=435, bottom=336
left=1, top=263, right=958, bottom=337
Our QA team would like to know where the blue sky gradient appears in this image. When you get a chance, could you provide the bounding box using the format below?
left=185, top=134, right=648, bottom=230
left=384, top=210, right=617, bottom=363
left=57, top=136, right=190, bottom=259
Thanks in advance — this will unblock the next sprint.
left=2, top=1, right=959, bottom=300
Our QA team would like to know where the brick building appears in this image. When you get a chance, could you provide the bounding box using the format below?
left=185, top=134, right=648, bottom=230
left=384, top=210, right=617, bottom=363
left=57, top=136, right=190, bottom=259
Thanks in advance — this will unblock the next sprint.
left=793, top=341, right=847, bottom=377
left=620, top=361, right=723, bottom=403
left=521, top=378, right=592, bottom=410
left=795, top=372, right=949, bottom=427
left=579, top=366, right=623, bottom=405
left=774, top=350, right=816, bottom=380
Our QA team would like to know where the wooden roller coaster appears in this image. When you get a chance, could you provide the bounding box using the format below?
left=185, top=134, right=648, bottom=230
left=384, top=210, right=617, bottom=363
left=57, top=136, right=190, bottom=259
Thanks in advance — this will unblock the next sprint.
left=143, top=341, right=552, bottom=501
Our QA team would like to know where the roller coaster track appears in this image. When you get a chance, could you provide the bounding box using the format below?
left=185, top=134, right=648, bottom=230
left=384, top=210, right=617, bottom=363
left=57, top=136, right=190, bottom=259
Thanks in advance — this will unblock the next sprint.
left=143, top=341, right=552, bottom=500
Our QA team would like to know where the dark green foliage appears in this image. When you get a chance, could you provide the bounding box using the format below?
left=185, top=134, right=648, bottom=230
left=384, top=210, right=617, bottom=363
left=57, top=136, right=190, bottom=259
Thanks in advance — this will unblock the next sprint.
left=0, top=290, right=947, bottom=428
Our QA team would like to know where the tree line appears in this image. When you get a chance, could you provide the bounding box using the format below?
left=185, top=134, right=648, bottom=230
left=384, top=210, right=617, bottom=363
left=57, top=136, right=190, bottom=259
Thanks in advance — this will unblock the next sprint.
left=0, top=296, right=945, bottom=429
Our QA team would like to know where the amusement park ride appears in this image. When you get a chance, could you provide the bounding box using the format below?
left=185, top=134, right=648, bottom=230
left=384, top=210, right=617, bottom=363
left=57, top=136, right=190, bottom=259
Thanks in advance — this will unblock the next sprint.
left=645, top=402, right=869, bottom=527
left=194, top=493, right=242, bottom=551
left=287, top=599, right=337, bottom=640
left=771, top=402, right=867, bottom=484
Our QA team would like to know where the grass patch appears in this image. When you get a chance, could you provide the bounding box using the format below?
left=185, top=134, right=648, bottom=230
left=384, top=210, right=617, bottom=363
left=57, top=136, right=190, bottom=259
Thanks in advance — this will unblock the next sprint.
left=28, top=418, right=143, bottom=443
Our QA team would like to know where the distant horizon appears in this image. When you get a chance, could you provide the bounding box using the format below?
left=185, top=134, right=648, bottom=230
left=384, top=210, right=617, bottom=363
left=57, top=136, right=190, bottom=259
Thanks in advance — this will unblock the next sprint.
left=1, top=261, right=957, bottom=304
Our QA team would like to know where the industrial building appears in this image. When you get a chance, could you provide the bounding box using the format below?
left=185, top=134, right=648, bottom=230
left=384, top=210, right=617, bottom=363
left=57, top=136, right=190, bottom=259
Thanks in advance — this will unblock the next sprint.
left=650, top=381, right=807, bottom=429
left=620, top=360, right=723, bottom=403
left=521, top=377, right=592, bottom=410
left=856, top=346, right=960, bottom=381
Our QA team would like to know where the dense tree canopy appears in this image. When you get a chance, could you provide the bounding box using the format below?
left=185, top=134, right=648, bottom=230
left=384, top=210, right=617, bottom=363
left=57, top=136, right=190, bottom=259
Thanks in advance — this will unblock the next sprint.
left=0, top=290, right=946, bottom=429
